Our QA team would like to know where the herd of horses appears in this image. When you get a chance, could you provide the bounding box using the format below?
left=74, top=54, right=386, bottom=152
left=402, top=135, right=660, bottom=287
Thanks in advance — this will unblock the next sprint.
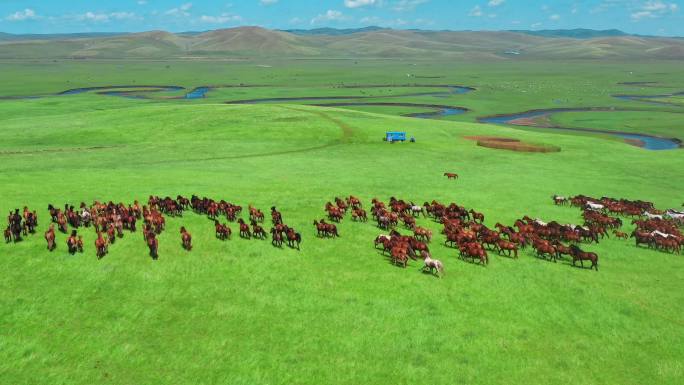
left=4, top=191, right=683, bottom=276
left=553, top=194, right=683, bottom=254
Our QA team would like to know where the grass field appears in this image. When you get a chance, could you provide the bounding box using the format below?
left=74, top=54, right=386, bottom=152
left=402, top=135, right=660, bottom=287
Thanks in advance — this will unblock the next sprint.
left=1, top=59, right=683, bottom=385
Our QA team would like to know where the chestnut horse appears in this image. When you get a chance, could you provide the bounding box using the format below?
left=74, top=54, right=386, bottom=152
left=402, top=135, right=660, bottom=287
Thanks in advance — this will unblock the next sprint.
left=180, top=227, right=192, bottom=251
left=237, top=219, right=251, bottom=239
left=45, top=225, right=56, bottom=251
left=95, top=232, right=108, bottom=259
left=444, top=172, right=458, bottom=180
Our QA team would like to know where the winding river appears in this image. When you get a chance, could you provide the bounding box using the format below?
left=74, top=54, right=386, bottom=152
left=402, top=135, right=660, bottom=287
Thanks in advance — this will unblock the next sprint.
left=1, top=83, right=681, bottom=150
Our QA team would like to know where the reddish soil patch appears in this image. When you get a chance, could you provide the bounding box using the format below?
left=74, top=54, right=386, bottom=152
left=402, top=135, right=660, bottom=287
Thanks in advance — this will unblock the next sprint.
left=463, top=136, right=560, bottom=153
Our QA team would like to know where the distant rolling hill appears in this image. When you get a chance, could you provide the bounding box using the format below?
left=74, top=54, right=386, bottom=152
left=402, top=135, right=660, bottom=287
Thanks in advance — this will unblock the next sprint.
left=0, top=27, right=682, bottom=60
left=511, top=28, right=630, bottom=39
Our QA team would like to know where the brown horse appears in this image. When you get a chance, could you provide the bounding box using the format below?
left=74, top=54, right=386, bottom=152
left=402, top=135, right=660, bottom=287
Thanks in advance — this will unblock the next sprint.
left=215, top=220, right=231, bottom=240
left=66, top=230, right=78, bottom=255
left=496, top=239, right=518, bottom=259
left=146, top=232, right=158, bottom=260
left=271, top=227, right=283, bottom=247
left=95, top=232, right=108, bottom=259
left=569, top=244, right=599, bottom=271
left=3, top=226, right=10, bottom=243
left=77, top=236, right=84, bottom=253
left=613, top=230, right=628, bottom=240
left=251, top=220, right=266, bottom=240
left=180, top=227, right=192, bottom=251
left=237, top=219, right=251, bottom=239
left=45, top=225, right=56, bottom=251
left=285, top=227, right=302, bottom=250
left=444, top=172, right=459, bottom=180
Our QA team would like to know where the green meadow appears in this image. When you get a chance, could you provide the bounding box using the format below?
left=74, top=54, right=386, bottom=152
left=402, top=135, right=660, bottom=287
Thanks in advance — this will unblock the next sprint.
left=1, top=59, right=683, bottom=385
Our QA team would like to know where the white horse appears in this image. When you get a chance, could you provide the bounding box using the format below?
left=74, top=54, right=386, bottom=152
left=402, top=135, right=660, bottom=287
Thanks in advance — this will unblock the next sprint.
left=586, top=202, right=604, bottom=211
left=644, top=212, right=663, bottom=220
left=411, top=205, right=425, bottom=217
left=666, top=210, right=684, bottom=223
left=421, top=251, right=444, bottom=278
left=651, top=230, right=674, bottom=239
left=534, top=219, right=548, bottom=227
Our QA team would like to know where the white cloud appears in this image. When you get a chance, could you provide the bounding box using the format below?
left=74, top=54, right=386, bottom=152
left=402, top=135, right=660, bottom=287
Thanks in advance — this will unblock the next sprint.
left=137, top=0, right=148, bottom=5
left=165, top=3, right=193, bottom=17
left=531, top=22, right=543, bottom=28
left=345, top=0, right=379, bottom=8
left=549, top=14, right=560, bottom=20
left=6, top=8, right=39, bottom=21
left=76, top=11, right=139, bottom=23
left=631, top=0, right=678, bottom=20
left=289, top=17, right=303, bottom=24
left=260, top=0, right=279, bottom=5
left=199, top=13, right=242, bottom=23
left=393, top=0, right=428, bottom=12
left=488, top=0, right=505, bottom=7
left=469, top=5, right=483, bottom=17
left=311, top=10, right=346, bottom=24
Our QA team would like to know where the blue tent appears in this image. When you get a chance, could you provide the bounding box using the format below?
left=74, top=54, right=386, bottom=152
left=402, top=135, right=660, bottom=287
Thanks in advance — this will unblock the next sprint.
left=385, top=132, right=406, bottom=142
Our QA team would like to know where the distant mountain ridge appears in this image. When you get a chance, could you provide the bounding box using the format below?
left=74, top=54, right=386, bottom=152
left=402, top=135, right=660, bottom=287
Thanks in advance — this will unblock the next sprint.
left=1, top=27, right=682, bottom=60
left=511, top=28, right=630, bottom=39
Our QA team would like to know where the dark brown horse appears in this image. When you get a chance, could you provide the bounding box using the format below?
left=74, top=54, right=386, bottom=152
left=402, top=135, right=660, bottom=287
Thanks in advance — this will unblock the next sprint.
left=146, top=232, right=158, bottom=260
left=569, top=244, right=599, bottom=271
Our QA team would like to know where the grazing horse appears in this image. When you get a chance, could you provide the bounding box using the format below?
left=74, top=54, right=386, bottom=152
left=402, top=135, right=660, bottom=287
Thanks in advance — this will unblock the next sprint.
left=44, top=225, right=56, bottom=251
left=444, top=172, right=458, bottom=180
left=95, top=232, right=108, bottom=259
left=237, top=219, right=251, bottom=239
left=180, top=227, right=192, bottom=251
left=613, top=230, right=629, bottom=240
left=421, top=251, right=444, bottom=278
left=569, top=244, right=599, bottom=271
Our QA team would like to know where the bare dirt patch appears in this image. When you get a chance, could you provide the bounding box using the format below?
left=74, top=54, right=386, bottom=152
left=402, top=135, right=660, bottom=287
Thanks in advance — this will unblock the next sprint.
left=463, top=136, right=560, bottom=153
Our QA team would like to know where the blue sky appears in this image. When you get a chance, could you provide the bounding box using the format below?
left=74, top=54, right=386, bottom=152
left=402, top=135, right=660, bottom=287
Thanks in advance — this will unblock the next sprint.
left=1, top=0, right=682, bottom=36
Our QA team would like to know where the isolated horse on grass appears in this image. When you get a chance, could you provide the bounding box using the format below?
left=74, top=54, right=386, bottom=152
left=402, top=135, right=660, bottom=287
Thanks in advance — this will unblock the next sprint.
left=180, top=227, right=192, bottom=251
left=569, top=244, right=599, bottom=271
left=421, top=251, right=444, bottom=278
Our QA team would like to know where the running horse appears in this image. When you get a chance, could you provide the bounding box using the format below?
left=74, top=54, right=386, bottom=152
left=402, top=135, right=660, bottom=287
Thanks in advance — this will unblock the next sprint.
left=66, top=230, right=79, bottom=255
left=180, top=227, right=192, bottom=251
left=95, top=231, right=108, bottom=259
left=421, top=251, right=444, bottom=278
left=44, top=224, right=56, bottom=251
left=569, top=244, right=599, bottom=271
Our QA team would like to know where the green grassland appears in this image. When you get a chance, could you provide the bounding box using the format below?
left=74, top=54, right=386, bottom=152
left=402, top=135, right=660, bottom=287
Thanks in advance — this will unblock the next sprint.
left=1, top=58, right=683, bottom=385
left=550, top=110, right=684, bottom=138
